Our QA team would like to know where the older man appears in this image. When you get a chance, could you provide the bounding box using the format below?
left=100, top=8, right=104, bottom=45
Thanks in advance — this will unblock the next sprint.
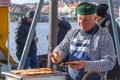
left=49, top=2, right=116, bottom=80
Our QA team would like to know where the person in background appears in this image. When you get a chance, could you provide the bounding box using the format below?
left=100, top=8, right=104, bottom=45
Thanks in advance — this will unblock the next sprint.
left=49, top=2, right=116, bottom=80
left=57, top=18, right=71, bottom=45
left=15, top=9, right=39, bottom=69
left=47, top=17, right=71, bottom=45
left=96, top=3, right=120, bottom=80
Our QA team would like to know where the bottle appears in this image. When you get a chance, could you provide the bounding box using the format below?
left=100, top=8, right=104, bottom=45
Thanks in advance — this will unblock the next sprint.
left=53, top=52, right=61, bottom=63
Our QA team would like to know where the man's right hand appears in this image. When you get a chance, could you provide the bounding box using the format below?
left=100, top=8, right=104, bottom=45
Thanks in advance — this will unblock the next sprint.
left=49, top=51, right=62, bottom=64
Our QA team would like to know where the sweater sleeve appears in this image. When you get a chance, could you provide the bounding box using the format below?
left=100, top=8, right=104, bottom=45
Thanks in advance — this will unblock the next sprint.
left=84, top=29, right=116, bottom=72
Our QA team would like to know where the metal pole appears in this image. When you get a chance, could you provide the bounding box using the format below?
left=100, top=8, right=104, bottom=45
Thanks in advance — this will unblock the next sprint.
left=8, top=8, right=10, bottom=71
left=47, top=0, right=58, bottom=68
left=108, top=0, right=120, bottom=65
left=17, top=0, right=44, bottom=70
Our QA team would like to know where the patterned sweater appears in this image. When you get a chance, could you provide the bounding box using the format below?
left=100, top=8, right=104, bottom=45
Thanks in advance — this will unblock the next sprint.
left=54, top=25, right=116, bottom=72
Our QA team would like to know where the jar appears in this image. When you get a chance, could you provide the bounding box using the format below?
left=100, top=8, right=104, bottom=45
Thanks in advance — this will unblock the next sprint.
left=53, top=52, right=61, bottom=62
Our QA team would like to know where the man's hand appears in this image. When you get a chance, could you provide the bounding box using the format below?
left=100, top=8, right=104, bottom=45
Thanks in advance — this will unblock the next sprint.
left=34, top=37, right=38, bottom=42
left=49, top=51, right=62, bottom=64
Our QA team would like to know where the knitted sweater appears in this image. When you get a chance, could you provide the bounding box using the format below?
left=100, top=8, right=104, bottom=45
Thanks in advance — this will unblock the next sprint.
left=54, top=25, right=116, bottom=72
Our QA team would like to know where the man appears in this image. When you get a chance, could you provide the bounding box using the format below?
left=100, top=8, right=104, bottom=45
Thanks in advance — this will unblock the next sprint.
left=47, top=18, right=71, bottom=45
left=96, top=3, right=120, bottom=37
left=96, top=4, right=120, bottom=80
left=49, top=2, right=116, bottom=80
left=15, top=9, right=39, bottom=69
left=57, top=19, right=71, bottom=45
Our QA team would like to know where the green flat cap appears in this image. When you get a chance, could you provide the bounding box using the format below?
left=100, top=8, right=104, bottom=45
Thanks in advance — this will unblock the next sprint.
left=76, top=2, right=96, bottom=15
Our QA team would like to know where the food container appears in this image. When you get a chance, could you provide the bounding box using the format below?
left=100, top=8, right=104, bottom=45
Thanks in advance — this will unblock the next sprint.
left=52, top=52, right=61, bottom=62
left=2, top=71, right=68, bottom=80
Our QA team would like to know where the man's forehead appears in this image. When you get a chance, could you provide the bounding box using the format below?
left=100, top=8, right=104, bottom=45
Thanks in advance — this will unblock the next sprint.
left=77, top=14, right=95, bottom=18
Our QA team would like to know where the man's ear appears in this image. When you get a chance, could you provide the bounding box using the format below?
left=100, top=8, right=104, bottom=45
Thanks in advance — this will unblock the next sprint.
left=95, top=15, right=102, bottom=23
left=94, top=15, right=98, bottom=22
left=94, top=15, right=97, bottom=20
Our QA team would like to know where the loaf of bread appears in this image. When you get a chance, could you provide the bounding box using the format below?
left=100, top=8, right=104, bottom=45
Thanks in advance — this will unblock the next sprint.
left=11, top=68, right=53, bottom=76
left=11, top=70, right=25, bottom=74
